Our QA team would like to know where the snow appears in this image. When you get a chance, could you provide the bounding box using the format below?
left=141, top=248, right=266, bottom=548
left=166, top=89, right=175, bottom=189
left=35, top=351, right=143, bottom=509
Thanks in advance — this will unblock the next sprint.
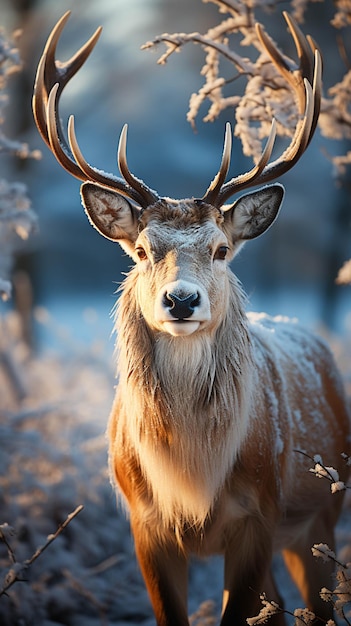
left=0, top=307, right=350, bottom=625
left=0, top=309, right=222, bottom=624
left=1, top=0, right=350, bottom=621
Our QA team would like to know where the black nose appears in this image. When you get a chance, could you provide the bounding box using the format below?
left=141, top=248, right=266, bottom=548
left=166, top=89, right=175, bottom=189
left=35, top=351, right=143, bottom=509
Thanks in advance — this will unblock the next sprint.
left=164, top=292, right=200, bottom=319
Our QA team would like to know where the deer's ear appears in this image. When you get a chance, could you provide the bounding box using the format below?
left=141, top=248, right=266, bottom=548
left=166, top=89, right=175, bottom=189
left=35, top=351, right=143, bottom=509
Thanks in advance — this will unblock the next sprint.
left=80, top=182, right=140, bottom=245
left=222, top=184, right=284, bottom=245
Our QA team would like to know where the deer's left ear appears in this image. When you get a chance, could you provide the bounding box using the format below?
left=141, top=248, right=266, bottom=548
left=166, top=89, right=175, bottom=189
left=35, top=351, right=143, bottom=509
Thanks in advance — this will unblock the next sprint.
left=222, top=184, right=284, bottom=244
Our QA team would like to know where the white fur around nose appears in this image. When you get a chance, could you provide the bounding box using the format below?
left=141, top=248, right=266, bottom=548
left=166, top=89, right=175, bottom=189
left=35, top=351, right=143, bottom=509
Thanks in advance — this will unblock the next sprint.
left=154, top=279, right=211, bottom=334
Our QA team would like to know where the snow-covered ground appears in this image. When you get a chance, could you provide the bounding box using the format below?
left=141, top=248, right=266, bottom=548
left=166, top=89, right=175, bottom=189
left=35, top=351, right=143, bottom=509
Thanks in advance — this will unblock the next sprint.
left=0, top=308, right=350, bottom=625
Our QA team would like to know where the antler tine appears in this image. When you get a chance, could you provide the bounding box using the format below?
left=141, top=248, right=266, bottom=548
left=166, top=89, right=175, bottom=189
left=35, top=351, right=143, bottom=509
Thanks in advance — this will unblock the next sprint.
left=33, top=11, right=103, bottom=182
left=33, top=11, right=102, bottom=152
left=46, top=83, right=84, bottom=180
left=209, top=12, right=321, bottom=208
left=255, top=12, right=314, bottom=114
left=306, top=31, right=323, bottom=139
left=308, top=48, right=322, bottom=145
left=282, top=12, right=315, bottom=100
left=217, top=68, right=317, bottom=207
left=202, top=122, right=232, bottom=205
left=255, top=11, right=322, bottom=144
left=67, top=116, right=154, bottom=207
left=117, top=125, right=160, bottom=207
left=33, top=12, right=160, bottom=208
left=203, top=119, right=277, bottom=205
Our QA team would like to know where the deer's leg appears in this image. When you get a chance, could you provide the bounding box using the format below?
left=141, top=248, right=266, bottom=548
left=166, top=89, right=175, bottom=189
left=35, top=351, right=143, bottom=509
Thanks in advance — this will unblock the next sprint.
left=131, top=516, right=189, bottom=626
left=220, top=519, right=280, bottom=626
left=282, top=508, right=339, bottom=624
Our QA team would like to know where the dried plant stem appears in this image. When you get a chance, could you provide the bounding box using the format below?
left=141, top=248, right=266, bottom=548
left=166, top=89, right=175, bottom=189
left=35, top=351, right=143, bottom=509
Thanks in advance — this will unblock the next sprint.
left=0, top=505, right=84, bottom=597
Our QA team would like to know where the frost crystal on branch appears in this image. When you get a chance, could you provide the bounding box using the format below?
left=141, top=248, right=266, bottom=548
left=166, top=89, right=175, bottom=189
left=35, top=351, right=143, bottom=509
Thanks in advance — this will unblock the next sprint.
left=293, top=608, right=316, bottom=625
left=250, top=542, right=351, bottom=626
left=308, top=454, right=350, bottom=493
left=331, top=480, right=346, bottom=493
left=311, top=543, right=337, bottom=562
left=317, top=551, right=351, bottom=621
left=310, top=462, right=340, bottom=482
left=246, top=594, right=281, bottom=625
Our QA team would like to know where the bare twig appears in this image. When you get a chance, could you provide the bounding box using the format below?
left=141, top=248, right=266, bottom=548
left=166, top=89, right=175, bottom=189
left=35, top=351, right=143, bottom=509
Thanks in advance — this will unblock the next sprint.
left=63, top=569, right=109, bottom=625
left=0, top=525, right=16, bottom=565
left=0, top=505, right=84, bottom=597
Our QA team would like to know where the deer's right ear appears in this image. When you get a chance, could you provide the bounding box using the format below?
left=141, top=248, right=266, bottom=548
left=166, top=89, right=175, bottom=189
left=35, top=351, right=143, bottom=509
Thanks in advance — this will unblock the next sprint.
left=80, top=182, right=140, bottom=247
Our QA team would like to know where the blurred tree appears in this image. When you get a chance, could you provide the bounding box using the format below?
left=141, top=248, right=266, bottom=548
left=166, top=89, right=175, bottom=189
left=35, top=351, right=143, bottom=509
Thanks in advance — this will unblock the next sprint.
left=0, top=26, right=37, bottom=302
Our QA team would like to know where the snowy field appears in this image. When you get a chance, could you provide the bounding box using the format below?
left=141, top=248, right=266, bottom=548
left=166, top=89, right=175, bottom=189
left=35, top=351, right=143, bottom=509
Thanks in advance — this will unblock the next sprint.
left=0, top=306, right=350, bottom=625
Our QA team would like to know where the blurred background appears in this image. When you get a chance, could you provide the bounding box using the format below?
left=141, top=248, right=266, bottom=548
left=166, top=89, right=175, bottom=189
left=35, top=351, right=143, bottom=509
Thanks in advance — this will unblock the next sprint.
left=1, top=0, right=350, bottom=350
left=0, top=3, right=350, bottom=621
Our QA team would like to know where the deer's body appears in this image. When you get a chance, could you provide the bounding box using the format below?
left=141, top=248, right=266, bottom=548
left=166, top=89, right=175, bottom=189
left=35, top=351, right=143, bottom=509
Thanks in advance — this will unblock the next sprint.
left=111, top=300, right=347, bottom=550
left=106, top=199, right=349, bottom=625
left=33, top=12, right=350, bottom=626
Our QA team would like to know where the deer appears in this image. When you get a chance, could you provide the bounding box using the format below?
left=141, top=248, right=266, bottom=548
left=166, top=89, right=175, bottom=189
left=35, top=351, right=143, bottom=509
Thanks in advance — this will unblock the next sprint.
left=33, top=11, right=350, bottom=626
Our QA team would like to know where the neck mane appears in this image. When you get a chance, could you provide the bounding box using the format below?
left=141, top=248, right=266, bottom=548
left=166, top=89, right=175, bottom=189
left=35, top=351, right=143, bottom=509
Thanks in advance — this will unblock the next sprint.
left=114, top=269, right=254, bottom=528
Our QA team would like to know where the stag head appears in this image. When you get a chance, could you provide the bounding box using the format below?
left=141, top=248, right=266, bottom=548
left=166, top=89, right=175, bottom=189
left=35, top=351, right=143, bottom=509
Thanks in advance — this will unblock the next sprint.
left=81, top=183, right=283, bottom=336
left=33, top=12, right=321, bottom=337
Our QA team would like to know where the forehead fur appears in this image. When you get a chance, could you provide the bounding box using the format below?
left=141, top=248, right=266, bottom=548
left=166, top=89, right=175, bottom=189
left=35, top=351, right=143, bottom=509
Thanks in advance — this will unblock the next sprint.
left=139, top=199, right=224, bottom=231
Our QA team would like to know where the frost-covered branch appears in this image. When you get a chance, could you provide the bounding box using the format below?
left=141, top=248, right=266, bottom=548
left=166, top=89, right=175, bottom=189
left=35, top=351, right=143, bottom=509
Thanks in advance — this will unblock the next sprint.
left=247, top=592, right=319, bottom=626
left=248, top=550, right=351, bottom=626
left=248, top=450, right=351, bottom=626
left=142, top=3, right=296, bottom=144
left=0, top=524, right=16, bottom=565
left=307, top=453, right=351, bottom=494
left=313, top=544, right=351, bottom=625
left=142, top=0, right=351, bottom=174
left=309, top=459, right=345, bottom=493
left=246, top=593, right=283, bottom=625
left=294, top=450, right=351, bottom=493
left=0, top=505, right=84, bottom=598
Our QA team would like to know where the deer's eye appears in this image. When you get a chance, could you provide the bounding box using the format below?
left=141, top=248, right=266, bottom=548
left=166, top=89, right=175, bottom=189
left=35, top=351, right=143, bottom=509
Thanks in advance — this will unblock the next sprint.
left=136, top=247, right=148, bottom=261
left=214, top=246, right=229, bottom=261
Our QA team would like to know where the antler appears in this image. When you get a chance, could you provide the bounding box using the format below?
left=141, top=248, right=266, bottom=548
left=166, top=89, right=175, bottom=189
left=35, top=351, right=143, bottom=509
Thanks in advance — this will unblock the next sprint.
left=33, top=12, right=321, bottom=212
left=32, top=11, right=159, bottom=209
left=202, top=12, right=322, bottom=208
